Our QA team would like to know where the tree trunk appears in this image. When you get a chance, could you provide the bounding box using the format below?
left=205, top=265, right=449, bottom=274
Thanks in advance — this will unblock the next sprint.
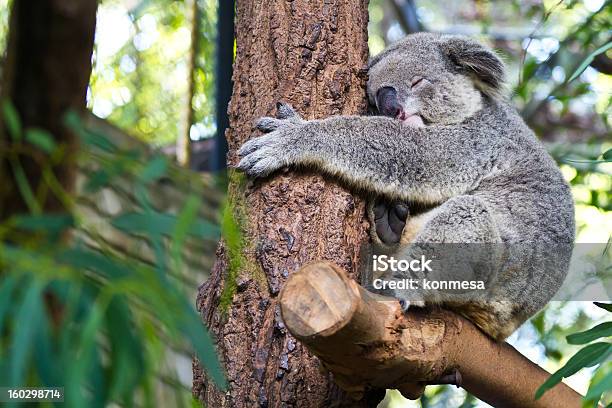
left=193, top=0, right=371, bottom=406
left=0, top=0, right=98, bottom=218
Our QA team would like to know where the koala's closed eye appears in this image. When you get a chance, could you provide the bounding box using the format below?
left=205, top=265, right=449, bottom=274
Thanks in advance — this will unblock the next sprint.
left=410, top=76, right=425, bottom=89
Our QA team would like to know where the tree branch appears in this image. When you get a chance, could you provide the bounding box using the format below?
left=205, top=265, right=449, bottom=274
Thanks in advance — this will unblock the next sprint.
left=279, top=261, right=584, bottom=408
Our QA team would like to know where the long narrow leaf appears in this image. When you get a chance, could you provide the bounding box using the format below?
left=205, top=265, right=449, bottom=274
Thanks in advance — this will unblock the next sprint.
left=112, top=211, right=218, bottom=239
left=171, top=195, right=201, bottom=271
left=10, top=158, right=41, bottom=214
left=568, top=42, right=612, bottom=83
left=535, top=342, right=612, bottom=399
left=566, top=322, right=612, bottom=345
left=0, top=275, right=19, bottom=333
left=106, top=296, right=144, bottom=402
left=25, top=128, right=56, bottom=153
left=65, top=300, right=105, bottom=407
left=595, top=302, right=612, bottom=313
left=585, top=369, right=612, bottom=401
left=178, top=301, right=226, bottom=390
left=2, top=100, right=22, bottom=140
left=8, top=281, right=43, bottom=387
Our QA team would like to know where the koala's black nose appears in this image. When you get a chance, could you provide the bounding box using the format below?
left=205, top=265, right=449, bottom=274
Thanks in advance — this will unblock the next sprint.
left=375, top=87, right=402, bottom=118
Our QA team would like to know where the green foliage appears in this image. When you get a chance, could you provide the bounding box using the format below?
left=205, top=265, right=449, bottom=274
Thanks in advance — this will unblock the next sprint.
left=2, top=99, right=21, bottom=140
left=111, top=211, right=217, bottom=239
left=24, top=129, right=56, bottom=154
left=596, top=302, right=612, bottom=313
left=567, top=42, right=612, bottom=83
left=567, top=322, right=612, bottom=345
left=536, top=303, right=612, bottom=407
left=0, top=104, right=226, bottom=406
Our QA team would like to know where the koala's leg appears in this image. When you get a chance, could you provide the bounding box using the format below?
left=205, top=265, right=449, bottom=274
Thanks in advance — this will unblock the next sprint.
left=384, top=196, right=521, bottom=340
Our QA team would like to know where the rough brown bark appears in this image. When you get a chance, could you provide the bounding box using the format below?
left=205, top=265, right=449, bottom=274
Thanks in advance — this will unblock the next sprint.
left=280, top=262, right=584, bottom=408
left=193, top=0, right=371, bottom=406
left=0, top=0, right=98, bottom=218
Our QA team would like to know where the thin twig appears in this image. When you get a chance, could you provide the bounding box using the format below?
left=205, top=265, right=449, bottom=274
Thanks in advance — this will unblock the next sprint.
left=519, top=0, right=564, bottom=86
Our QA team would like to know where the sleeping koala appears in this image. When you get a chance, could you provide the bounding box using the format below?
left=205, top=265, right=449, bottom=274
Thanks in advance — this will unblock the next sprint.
left=237, top=33, right=575, bottom=341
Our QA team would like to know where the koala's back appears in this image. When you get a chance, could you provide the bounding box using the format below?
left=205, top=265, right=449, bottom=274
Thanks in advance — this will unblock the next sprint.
left=472, top=101, right=575, bottom=245
left=457, top=101, right=574, bottom=334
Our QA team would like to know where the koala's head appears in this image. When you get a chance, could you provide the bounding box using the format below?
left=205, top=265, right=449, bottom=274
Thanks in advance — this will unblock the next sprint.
left=367, top=33, right=505, bottom=126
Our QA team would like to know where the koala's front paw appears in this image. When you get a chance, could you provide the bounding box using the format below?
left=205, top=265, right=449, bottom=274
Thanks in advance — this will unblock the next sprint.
left=237, top=102, right=307, bottom=178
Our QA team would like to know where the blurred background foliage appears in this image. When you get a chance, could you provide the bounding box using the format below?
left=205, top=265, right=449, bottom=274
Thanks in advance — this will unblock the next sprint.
left=0, top=0, right=610, bottom=407
left=0, top=103, right=226, bottom=406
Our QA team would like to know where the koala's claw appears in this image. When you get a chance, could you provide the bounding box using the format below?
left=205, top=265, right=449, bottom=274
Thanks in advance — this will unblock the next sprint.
left=398, top=298, right=425, bottom=312
left=237, top=135, right=268, bottom=157
left=276, top=102, right=299, bottom=119
left=237, top=150, right=282, bottom=178
left=237, top=133, right=287, bottom=177
left=255, top=117, right=284, bottom=133
left=248, top=156, right=282, bottom=178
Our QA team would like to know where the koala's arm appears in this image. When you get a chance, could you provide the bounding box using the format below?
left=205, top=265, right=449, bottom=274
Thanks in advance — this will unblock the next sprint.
left=238, top=112, right=495, bottom=204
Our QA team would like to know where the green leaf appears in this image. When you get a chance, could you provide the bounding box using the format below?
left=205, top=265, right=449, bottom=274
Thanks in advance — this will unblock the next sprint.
left=59, top=248, right=131, bottom=279
left=25, top=128, right=56, bottom=153
left=567, top=42, right=612, bottom=83
left=10, top=159, right=41, bottom=214
left=567, top=322, right=612, bottom=345
left=65, top=300, right=105, bottom=407
left=33, top=303, right=60, bottom=386
left=84, top=158, right=131, bottom=193
left=13, top=214, right=74, bottom=234
left=140, top=156, right=168, bottom=183
left=8, top=281, right=44, bottom=387
left=112, top=211, right=219, bottom=239
left=171, top=195, right=200, bottom=269
left=603, top=149, right=612, bottom=161
left=106, top=296, right=144, bottom=402
left=64, top=110, right=117, bottom=153
left=535, top=342, right=612, bottom=399
left=595, top=302, right=612, bottom=313
left=83, top=129, right=118, bottom=153
left=0, top=275, right=19, bottom=333
left=178, top=301, right=227, bottom=390
left=585, top=369, right=612, bottom=401
left=2, top=99, right=22, bottom=140
left=85, top=169, right=112, bottom=192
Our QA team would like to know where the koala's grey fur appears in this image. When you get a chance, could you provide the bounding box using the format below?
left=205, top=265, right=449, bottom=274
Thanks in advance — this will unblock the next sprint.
left=237, top=33, right=575, bottom=341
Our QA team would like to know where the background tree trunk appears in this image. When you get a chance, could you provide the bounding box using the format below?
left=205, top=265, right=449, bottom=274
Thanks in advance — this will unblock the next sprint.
left=193, top=0, right=371, bottom=406
left=0, top=0, right=98, bottom=218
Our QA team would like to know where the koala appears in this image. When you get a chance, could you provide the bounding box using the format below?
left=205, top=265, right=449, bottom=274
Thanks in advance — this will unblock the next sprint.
left=237, top=33, right=575, bottom=342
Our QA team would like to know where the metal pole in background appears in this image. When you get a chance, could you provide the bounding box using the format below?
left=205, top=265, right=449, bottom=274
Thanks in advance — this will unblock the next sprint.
left=390, top=0, right=422, bottom=34
left=210, top=0, right=234, bottom=172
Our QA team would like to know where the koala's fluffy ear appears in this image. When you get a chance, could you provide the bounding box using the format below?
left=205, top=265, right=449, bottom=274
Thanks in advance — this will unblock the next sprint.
left=440, top=36, right=505, bottom=98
